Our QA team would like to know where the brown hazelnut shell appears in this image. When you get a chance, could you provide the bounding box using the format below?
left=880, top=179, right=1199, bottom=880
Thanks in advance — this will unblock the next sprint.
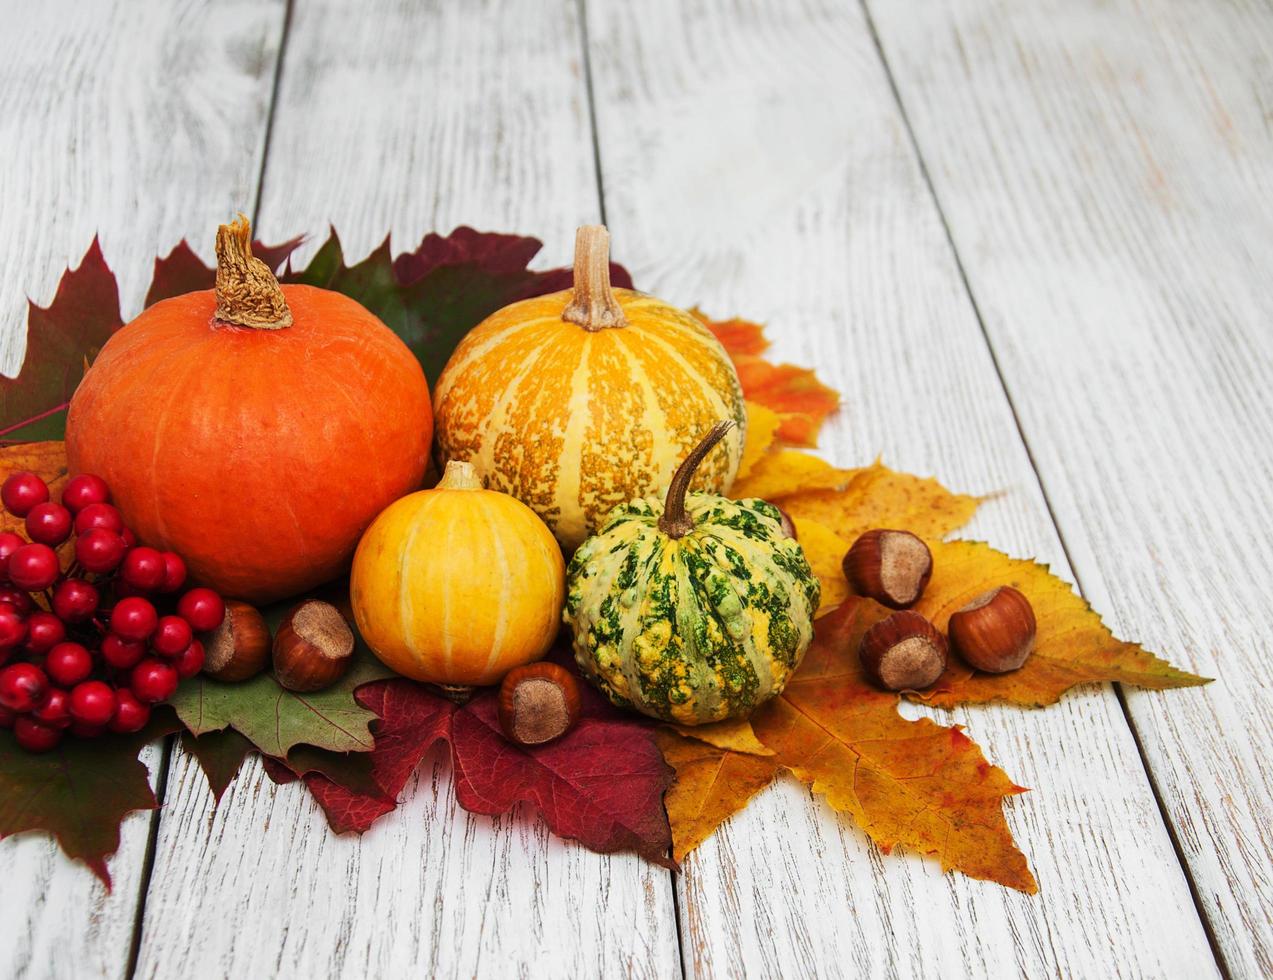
left=859, top=610, right=948, bottom=692
left=498, top=662, right=582, bottom=746
left=842, top=529, right=933, bottom=609
left=273, top=600, right=355, bottom=692
left=203, top=600, right=271, bottom=682
left=948, top=586, right=1036, bottom=673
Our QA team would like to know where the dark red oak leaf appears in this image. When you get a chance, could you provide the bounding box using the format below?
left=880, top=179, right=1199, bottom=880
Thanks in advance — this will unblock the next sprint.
left=272, top=654, right=674, bottom=867
left=0, top=239, right=123, bottom=443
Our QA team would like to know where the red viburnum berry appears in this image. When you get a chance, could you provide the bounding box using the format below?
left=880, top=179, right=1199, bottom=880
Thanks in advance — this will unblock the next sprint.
left=2, top=472, right=49, bottom=518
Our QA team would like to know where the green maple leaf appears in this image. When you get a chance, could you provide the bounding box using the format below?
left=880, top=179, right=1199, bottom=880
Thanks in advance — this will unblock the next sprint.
left=168, top=646, right=394, bottom=757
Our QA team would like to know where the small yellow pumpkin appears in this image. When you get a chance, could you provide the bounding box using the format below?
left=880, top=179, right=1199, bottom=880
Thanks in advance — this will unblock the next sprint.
left=350, top=460, right=565, bottom=689
left=432, top=225, right=746, bottom=550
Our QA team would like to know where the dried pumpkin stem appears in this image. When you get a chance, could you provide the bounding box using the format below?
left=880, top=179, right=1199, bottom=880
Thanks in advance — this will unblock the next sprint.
left=436, top=459, right=483, bottom=491
left=214, top=213, right=293, bottom=330
left=658, top=420, right=736, bottom=539
left=561, top=225, right=628, bottom=331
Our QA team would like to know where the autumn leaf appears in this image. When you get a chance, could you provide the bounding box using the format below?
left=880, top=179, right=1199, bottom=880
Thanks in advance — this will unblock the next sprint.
left=282, top=227, right=632, bottom=386
left=0, top=442, right=68, bottom=535
left=181, top=729, right=254, bottom=804
left=782, top=461, right=980, bottom=544
left=668, top=718, right=773, bottom=756
left=0, top=712, right=180, bottom=887
left=0, top=240, right=122, bottom=443
left=275, top=654, right=675, bottom=866
left=694, top=310, right=840, bottom=446
left=731, top=356, right=840, bottom=447
left=750, top=599, right=1037, bottom=892
left=167, top=646, right=394, bottom=757
left=696, top=311, right=770, bottom=357
left=789, top=515, right=851, bottom=614
left=736, top=401, right=781, bottom=481
left=655, top=729, right=780, bottom=862
left=911, top=540, right=1211, bottom=707
left=730, top=449, right=854, bottom=501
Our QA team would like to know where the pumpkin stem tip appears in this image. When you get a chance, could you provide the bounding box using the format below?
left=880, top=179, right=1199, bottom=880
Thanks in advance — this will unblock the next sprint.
left=214, top=213, right=293, bottom=330
left=562, top=224, right=628, bottom=331
left=658, top=419, right=737, bottom=539
left=437, top=459, right=484, bottom=491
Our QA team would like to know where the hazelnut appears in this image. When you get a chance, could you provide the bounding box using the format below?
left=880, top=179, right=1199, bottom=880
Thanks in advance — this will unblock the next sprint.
left=842, top=529, right=933, bottom=609
left=859, top=610, right=948, bottom=691
left=948, top=586, right=1036, bottom=673
left=272, top=600, right=355, bottom=692
left=498, top=662, right=582, bottom=746
left=203, top=600, right=271, bottom=682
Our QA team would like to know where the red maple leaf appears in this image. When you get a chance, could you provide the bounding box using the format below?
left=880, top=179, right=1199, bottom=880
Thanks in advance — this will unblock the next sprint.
left=267, top=653, right=674, bottom=867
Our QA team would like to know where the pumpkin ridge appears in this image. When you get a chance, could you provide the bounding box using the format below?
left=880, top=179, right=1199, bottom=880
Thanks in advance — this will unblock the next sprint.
left=143, top=339, right=202, bottom=547
left=477, top=497, right=513, bottom=676
left=433, top=313, right=559, bottom=407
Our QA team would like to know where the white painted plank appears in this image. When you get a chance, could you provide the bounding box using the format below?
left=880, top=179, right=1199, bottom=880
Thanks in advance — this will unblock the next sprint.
left=867, top=1, right=1273, bottom=975
left=133, top=2, right=681, bottom=978
left=0, top=2, right=284, bottom=978
left=584, top=0, right=1219, bottom=976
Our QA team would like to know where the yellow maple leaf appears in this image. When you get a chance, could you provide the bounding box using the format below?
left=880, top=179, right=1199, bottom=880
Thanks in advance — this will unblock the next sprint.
left=668, top=718, right=774, bottom=756
left=654, top=729, right=780, bottom=863
left=782, top=461, right=979, bottom=544
left=736, top=401, right=781, bottom=481
left=912, top=540, right=1211, bottom=707
left=730, top=449, right=854, bottom=501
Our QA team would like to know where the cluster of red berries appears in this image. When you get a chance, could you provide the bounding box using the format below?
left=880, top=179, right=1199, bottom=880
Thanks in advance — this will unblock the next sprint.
left=0, top=470, right=226, bottom=753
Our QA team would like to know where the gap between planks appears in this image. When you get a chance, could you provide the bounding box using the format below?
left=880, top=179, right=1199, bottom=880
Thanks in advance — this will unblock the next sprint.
left=853, top=0, right=1228, bottom=973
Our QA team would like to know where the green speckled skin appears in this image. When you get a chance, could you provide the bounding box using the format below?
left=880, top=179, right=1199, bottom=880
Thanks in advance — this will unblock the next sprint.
left=564, top=492, right=820, bottom=725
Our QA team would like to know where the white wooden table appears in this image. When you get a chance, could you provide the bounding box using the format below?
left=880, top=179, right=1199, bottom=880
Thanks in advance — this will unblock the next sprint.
left=2, top=1, right=1270, bottom=977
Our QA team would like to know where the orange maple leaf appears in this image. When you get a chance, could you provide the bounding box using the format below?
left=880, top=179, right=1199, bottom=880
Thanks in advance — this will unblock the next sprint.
left=696, top=310, right=840, bottom=447
left=696, top=310, right=770, bottom=357
left=751, top=598, right=1038, bottom=892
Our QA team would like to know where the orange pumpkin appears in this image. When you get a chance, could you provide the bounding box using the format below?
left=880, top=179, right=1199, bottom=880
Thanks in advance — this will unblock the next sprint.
left=433, top=225, right=746, bottom=549
left=65, top=217, right=432, bottom=604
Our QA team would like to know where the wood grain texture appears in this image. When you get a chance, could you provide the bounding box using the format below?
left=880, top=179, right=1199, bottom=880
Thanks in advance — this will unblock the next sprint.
left=0, top=2, right=284, bottom=977
left=132, top=2, right=681, bottom=977
left=583, top=0, right=1220, bottom=975
left=867, top=1, right=1273, bottom=975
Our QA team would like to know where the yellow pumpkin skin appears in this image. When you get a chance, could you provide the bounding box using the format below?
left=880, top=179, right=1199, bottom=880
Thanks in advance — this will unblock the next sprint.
left=433, top=285, right=746, bottom=550
left=349, top=462, right=565, bottom=686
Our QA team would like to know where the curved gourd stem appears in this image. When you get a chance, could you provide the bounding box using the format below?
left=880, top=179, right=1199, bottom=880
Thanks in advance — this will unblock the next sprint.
left=561, top=225, right=628, bottom=331
left=213, top=213, right=293, bottom=330
left=658, top=420, right=737, bottom=539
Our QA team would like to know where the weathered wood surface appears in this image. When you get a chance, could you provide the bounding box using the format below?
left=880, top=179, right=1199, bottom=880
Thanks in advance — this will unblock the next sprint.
left=867, top=1, right=1273, bottom=975
left=584, top=0, right=1220, bottom=976
left=0, top=2, right=285, bottom=978
left=1, top=0, right=1266, bottom=975
left=132, top=2, right=680, bottom=978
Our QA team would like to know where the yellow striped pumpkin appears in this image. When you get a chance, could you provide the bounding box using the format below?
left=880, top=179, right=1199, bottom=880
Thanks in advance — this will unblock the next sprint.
left=432, top=226, right=746, bottom=551
left=349, top=460, right=565, bottom=688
